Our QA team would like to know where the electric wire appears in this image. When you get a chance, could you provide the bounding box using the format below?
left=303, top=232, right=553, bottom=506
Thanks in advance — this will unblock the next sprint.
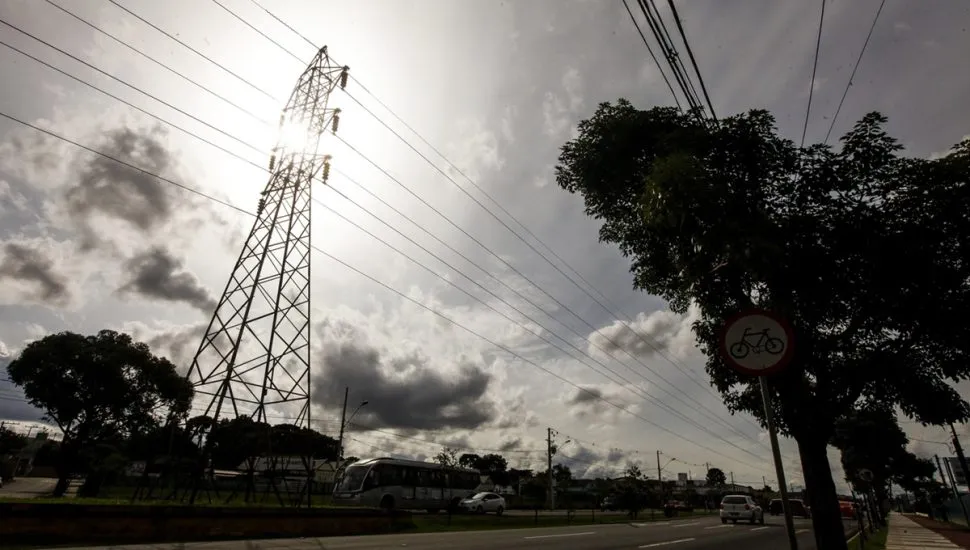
left=801, top=0, right=827, bottom=148
left=317, top=181, right=771, bottom=460
left=105, top=0, right=279, bottom=102
left=43, top=0, right=273, bottom=127
left=823, top=0, right=886, bottom=145
left=665, top=0, right=716, bottom=120
left=621, top=0, right=682, bottom=109
left=0, top=17, right=266, bottom=158
left=202, top=0, right=767, bottom=436
left=0, top=38, right=267, bottom=173
left=0, top=113, right=767, bottom=471
left=0, top=20, right=771, bottom=458
left=207, top=0, right=306, bottom=64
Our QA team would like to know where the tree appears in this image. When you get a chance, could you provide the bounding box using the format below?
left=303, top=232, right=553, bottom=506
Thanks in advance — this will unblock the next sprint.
left=620, top=463, right=647, bottom=517
left=6, top=330, right=193, bottom=495
left=0, top=427, right=27, bottom=455
left=434, top=446, right=459, bottom=468
left=706, top=467, right=727, bottom=487
left=458, top=452, right=481, bottom=469
left=555, top=102, right=970, bottom=549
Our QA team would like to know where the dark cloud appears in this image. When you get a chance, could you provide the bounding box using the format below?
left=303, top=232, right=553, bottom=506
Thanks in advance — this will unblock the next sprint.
left=312, top=331, right=497, bottom=431
left=140, top=322, right=209, bottom=374
left=0, top=242, right=70, bottom=306
left=61, top=125, right=221, bottom=250
left=567, top=386, right=604, bottom=405
left=118, top=247, right=216, bottom=312
left=499, top=437, right=522, bottom=452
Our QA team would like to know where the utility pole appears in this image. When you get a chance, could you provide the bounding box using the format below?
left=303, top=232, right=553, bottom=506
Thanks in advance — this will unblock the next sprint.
left=337, top=387, right=349, bottom=461
left=547, top=427, right=554, bottom=510
left=730, top=471, right=735, bottom=492
left=763, top=475, right=767, bottom=489
left=951, top=423, right=970, bottom=493
left=657, top=450, right=663, bottom=506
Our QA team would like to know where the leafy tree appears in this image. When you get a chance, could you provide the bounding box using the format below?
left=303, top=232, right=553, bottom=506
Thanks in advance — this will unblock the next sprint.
left=620, top=463, right=647, bottom=517
left=0, top=426, right=27, bottom=455
left=434, top=446, right=459, bottom=468
left=6, top=330, right=193, bottom=495
left=705, top=467, right=727, bottom=487
left=555, top=101, right=970, bottom=549
left=458, top=452, right=481, bottom=469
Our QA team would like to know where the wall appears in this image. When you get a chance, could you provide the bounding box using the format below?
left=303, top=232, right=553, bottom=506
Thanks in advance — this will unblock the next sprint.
left=0, top=503, right=413, bottom=545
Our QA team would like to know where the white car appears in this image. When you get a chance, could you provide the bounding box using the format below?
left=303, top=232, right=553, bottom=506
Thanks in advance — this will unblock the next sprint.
left=720, top=494, right=764, bottom=524
left=459, top=492, right=506, bottom=515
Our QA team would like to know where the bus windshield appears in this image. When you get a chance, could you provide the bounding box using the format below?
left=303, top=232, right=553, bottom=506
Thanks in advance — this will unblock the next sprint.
left=335, top=465, right=369, bottom=492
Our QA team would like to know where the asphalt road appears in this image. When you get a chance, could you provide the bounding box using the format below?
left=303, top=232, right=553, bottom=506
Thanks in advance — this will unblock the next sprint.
left=56, top=514, right=858, bottom=550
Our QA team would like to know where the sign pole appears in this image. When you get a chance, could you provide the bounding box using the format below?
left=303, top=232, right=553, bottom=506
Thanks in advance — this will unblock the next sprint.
left=761, top=377, right=798, bottom=550
left=719, top=308, right=798, bottom=550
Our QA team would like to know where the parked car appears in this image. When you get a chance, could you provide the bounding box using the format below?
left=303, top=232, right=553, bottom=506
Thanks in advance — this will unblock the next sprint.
left=720, top=495, right=765, bottom=525
left=458, top=492, right=506, bottom=515
left=839, top=500, right=857, bottom=519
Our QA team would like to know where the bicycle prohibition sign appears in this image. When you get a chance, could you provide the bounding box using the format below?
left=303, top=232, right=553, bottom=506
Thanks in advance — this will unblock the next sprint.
left=719, top=309, right=794, bottom=376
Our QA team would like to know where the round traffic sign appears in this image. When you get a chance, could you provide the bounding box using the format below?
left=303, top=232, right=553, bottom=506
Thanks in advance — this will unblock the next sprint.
left=718, top=308, right=794, bottom=376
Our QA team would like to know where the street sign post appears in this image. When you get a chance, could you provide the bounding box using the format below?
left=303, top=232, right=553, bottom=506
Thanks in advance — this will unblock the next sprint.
left=720, top=308, right=798, bottom=550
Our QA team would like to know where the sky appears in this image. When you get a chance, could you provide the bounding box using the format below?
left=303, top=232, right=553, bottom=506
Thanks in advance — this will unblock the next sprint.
left=1, top=0, right=969, bottom=494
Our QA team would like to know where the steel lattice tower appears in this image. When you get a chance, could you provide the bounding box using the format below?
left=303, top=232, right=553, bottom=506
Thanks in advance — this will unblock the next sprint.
left=187, top=47, right=346, bottom=441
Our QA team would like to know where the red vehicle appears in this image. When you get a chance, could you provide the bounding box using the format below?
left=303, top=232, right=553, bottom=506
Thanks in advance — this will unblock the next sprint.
left=838, top=499, right=857, bottom=519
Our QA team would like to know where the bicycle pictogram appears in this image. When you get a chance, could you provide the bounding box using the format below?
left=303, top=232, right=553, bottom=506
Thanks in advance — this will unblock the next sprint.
left=728, top=327, right=785, bottom=360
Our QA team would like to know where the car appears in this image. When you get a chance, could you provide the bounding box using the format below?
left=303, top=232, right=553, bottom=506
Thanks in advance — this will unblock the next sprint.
left=720, top=494, right=765, bottom=525
left=768, top=498, right=811, bottom=518
left=839, top=500, right=857, bottom=519
left=458, top=492, right=506, bottom=515
left=600, top=495, right=618, bottom=511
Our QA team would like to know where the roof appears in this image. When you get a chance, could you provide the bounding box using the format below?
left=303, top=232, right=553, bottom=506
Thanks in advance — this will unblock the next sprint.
left=350, top=457, right=479, bottom=473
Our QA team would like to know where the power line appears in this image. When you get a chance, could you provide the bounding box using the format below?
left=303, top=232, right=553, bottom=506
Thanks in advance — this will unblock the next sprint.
left=0, top=112, right=764, bottom=471
left=0, top=17, right=265, bottom=158
left=620, top=0, right=682, bottom=109
left=204, top=0, right=767, bottom=436
left=665, top=0, right=716, bottom=120
left=207, top=0, right=306, bottom=64
left=318, top=181, right=770, bottom=461
left=823, top=0, right=886, bottom=145
left=105, top=0, right=279, bottom=102
left=801, top=0, right=826, bottom=148
left=0, top=38, right=266, bottom=173
left=42, top=0, right=272, bottom=127
left=0, top=19, right=770, bottom=461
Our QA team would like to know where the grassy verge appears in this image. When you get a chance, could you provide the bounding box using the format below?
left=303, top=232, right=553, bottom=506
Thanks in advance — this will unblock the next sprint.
left=860, top=526, right=888, bottom=549
left=406, top=510, right=712, bottom=533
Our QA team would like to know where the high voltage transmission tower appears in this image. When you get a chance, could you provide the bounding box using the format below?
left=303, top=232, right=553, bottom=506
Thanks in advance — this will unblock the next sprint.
left=175, top=46, right=346, bottom=505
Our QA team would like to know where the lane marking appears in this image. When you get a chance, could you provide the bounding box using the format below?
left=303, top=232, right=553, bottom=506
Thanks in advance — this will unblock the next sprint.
left=639, top=538, right=696, bottom=548
left=705, top=524, right=734, bottom=529
left=796, top=529, right=810, bottom=534
left=523, top=531, right=596, bottom=540
left=750, top=526, right=769, bottom=531
left=672, top=522, right=700, bottom=528
left=632, top=522, right=670, bottom=527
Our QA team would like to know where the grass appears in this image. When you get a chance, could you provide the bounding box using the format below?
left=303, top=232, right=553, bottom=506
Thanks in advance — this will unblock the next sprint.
left=860, top=526, right=888, bottom=549
left=405, top=509, right=714, bottom=533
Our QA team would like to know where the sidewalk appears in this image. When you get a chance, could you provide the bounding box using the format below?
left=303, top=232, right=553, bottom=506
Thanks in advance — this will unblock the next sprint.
left=887, top=513, right=966, bottom=549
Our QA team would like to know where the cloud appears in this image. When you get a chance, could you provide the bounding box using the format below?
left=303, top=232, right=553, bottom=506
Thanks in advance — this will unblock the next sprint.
left=118, top=246, right=217, bottom=312
left=565, top=383, right=634, bottom=422
left=589, top=307, right=701, bottom=362
left=311, top=320, right=498, bottom=431
left=0, top=241, right=71, bottom=307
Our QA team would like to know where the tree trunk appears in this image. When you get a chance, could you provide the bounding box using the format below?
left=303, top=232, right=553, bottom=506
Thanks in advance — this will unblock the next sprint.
left=798, top=435, right=848, bottom=550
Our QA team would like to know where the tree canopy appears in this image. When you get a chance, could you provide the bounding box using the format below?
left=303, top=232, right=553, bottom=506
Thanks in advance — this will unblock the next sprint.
left=705, top=467, right=727, bottom=487
left=7, top=330, right=194, bottom=495
left=555, top=100, right=970, bottom=549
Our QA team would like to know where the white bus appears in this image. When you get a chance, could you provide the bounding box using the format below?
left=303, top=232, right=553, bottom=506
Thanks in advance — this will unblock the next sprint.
left=331, top=457, right=481, bottom=512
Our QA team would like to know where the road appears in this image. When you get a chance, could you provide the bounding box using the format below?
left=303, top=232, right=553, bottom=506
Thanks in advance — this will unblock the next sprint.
left=55, top=514, right=858, bottom=550
left=0, top=476, right=56, bottom=498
